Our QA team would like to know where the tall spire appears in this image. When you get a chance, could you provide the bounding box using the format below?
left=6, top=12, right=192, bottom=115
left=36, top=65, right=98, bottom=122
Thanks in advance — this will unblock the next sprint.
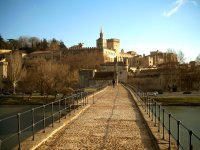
left=100, top=27, right=103, bottom=38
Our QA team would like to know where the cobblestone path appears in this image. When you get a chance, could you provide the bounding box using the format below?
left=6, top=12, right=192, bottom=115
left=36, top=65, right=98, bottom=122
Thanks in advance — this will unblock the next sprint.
left=38, top=85, right=156, bottom=150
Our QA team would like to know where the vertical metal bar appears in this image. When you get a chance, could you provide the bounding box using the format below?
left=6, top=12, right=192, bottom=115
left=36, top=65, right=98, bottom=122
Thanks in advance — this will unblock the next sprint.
left=87, top=92, right=89, bottom=104
left=158, top=105, right=160, bottom=132
left=59, top=100, right=61, bottom=123
left=146, top=94, right=148, bottom=114
left=151, top=99, right=153, bottom=121
left=69, top=96, right=71, bottom=115
left=177, top=121, right=180, bottom=149
left=148, top=98, right=150, bottom=117
left=145, top=94, right=146, bottom=111
left=155, top=102, right=157, bottom=126
left=189, top=130, right=193, bottom=150
left=32, top=109, right=35, bottom=140
left=17, top=113, right=21, bottom=149
left=168, top=114, right=171, bottom=149
left=73, top=95, right=75, bottom=113
left=43, top=105, right=45, bottom=133
left=147, top=96, right=148, bottom=114
left=64, top=98, right=67, bottom=119
left=84, top=92, right=86, bottom=105
left=81, top=92, right=83, bottom=106
left=76, top=94, right=78, bottom=110
left=93, top=92, right=94, bottom=104
left=0, top=139, right=2, bottom=150
left=162, top=109, right=165, bottom=139
left=81, top=92, right=85, bottom=106
left=51, top=102, right=54, bottom=127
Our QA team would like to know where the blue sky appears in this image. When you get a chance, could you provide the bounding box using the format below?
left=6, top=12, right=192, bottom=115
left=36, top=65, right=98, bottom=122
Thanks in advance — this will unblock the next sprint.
left=0, top=0, right=199, bottom=62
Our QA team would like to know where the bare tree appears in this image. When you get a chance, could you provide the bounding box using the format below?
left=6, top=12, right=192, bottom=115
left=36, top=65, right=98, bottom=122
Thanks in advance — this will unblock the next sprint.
left=8, top=51, right=26, bottom=94
left=29, top=37, right=40, bottom=48
left=166, top=48, right=176, bottom=53
left=18, top=36, right=30, bottom=48
left=196, top=54, right=200, bottom=65
left=177, top=50, right=186, bottom=64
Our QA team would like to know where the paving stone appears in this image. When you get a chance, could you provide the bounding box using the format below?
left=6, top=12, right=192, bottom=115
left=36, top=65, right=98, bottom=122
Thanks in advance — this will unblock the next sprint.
left=37, top=85, right=156, bottom=150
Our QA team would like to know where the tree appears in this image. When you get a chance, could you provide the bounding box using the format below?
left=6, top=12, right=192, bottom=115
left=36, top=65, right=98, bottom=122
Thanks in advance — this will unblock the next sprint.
left=8, top=51, right=26, bottom=94
left=49, top=38, right=60, bottom=51
left=166, top=48, right=176, bottom=53
left=0, top=35, right=6, bottom=49
left=196, top=54, right=200, bottom=65
left=29, top=37, right=40, bottom=49
left=59, top=41, right=67, bottom=49
left=18, top=36, right=30, bottom=48
left=177, top=50, right=186, bottom=64
left=7, top=39, right=19, bottom=50
left=38, top=39, right=49, bottom=51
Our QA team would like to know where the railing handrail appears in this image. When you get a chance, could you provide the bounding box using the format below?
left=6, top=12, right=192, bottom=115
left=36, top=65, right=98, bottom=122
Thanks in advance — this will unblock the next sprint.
left=0, top=83, right=108, bottom=149
left=125, top=83, right=200, bottom=150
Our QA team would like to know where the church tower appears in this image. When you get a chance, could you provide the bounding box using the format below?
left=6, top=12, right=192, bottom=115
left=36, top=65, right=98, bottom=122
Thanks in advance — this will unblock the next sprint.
left=96, top=28, right=107, bottom=48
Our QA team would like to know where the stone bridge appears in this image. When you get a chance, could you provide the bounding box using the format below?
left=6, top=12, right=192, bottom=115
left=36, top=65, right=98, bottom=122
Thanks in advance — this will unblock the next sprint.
left=14, top=84, right=176, bottom=150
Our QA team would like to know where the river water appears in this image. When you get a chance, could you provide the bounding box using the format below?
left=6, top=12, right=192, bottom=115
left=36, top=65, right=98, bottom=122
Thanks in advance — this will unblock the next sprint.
left=163, top=106, right=200, bottom=150
left=0, top=105, right=200, bottom=149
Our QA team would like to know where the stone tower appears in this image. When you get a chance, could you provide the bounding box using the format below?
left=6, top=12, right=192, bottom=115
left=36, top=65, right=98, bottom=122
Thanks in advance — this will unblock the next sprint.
left=107, top=38, right=120, bottom=56
left=96, top=28, right=107, bottom=48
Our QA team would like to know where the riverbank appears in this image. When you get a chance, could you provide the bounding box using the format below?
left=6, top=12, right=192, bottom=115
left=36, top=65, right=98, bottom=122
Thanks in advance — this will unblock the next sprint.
left=0, top=95, right=57, bottom=105
left=152, top=91, right=200, bottom=106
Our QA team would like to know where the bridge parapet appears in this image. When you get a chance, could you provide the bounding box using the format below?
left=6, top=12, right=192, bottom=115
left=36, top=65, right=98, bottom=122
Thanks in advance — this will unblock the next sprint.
left=124, top=83, right=200, bottom=150
left=0, top=83, right=108, bottom=150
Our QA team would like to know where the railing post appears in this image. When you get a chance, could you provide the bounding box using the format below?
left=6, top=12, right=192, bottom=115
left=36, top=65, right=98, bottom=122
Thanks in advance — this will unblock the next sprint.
left=144, top=95, right=146, bottom=112
left=64, top=98, right=67, bottom=119
left=177, top=121, right=180, bottom=149
left=93, top=92, right=94, bottom=104
left=59, top=100, right=61, bottom=123
left=158, top=105, right=160, bottom=132
left=17, top=113, right=21, bottom=150
left=32, top=108, right=35, bottom=140
left=85, top=92, right=87, bottom=105
left=168, top=113, right=171, bottom=149
left=82, top=92, right=84, bottom=106
left=43, top=105, right=45, bottom=133
left=0, top=139, right=1, bottom=150
left=148, top=98, right=150, bottom=117
left=51, top=102, right=54, bottom=127
left=82, top=92, right=83, bottom=106
left=74, top=95, right=76, bottom=112
left=154, top=102, right=156, bottom=127
left=151, top=99, right=153, bottom=121
left=69, top=96, right=71, bottom=115
left=189, top=130, right=193, bottom=150
left=162, top=108, right=165, bottom=139
left=86, top=92, right=88, bottom=104
left=146, top=94, right=148, bottom=114
left=76, top=94, right=79, bottom=110
left=146, top=96, right=148, bottom=114
left=80, top=92, right=82, bottom=106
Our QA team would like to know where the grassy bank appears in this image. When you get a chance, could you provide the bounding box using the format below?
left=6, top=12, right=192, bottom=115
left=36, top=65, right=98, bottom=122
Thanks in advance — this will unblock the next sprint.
left=0, top=95, right=56, bottom=105
left=153, top=96, right=200, bottom=106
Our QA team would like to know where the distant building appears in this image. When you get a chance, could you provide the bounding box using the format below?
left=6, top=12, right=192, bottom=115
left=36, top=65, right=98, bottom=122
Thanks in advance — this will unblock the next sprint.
left=25, top=28, right=120, bottom=69
left=129, top=50, right=178, bottom=68
left=0, top=61, right=8, bottom=90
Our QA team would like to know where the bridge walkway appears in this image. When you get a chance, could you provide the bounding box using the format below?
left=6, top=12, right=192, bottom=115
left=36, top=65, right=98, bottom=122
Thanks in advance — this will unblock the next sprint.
left=37, top=84, right=157, bottom=149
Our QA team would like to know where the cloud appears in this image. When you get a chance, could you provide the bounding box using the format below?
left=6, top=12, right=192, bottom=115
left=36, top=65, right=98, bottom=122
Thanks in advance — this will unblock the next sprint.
left=191, top=0, right=198, bottom=6
left=163, top=0, right=197, bottom=17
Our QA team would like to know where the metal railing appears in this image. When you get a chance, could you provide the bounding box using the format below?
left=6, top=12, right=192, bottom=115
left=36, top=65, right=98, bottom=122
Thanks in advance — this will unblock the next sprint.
left=0, top=84, right=107, bottom=150
left=126, top=84, right=200, bottom=150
